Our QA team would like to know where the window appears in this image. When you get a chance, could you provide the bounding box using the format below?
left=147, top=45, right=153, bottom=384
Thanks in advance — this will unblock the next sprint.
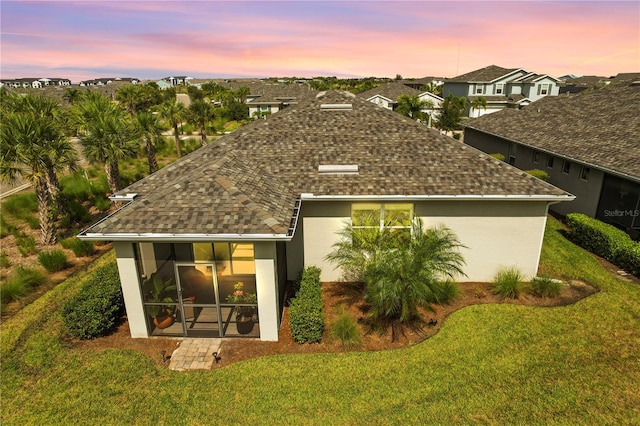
left=547, top=155, right=554, bottom=169
left=213, top=242, right=255, bottom=275
left=352, top=203, right=413, bottom=239
left=475, top=84, right=485, bottom=94
left=538, top=83, right=551, bottom=96
left=532, top=151, right=540, bottom=163
left=494, top=83, right=504, bottom=95
left=580, top=166, right=590, bottom=181
left=562, top=160, right=571, bottom=174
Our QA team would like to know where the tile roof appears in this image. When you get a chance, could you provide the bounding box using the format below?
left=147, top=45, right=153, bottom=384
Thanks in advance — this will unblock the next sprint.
left=465, top=81, right=640, bottom=181
left=357, top=82, right=422, bottom=102
left=85, top=90, right=569, bottom=238
left=446, top=65, right=520, bottom=83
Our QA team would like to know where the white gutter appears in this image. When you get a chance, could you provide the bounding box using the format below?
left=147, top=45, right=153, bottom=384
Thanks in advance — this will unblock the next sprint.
left=78, top=232, right=292, bottom=242
left=299, top=193, right=575, bottom=202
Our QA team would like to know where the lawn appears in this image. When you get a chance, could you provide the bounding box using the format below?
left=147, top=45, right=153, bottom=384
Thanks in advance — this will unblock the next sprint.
left=1, top=216, right=639, bottom=425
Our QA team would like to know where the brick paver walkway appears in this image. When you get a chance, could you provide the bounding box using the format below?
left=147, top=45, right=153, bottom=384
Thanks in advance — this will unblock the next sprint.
left=168, top=338, right=222, bottom=371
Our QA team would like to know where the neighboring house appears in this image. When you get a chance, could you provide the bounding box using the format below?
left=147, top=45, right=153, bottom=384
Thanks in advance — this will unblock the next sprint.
left=463, top=75, right=640, bottom=239
left=400, top=77, right=445, bottom=91
left=558, top=75, right=611, bottom=95
left=358, top=81, right=443, bottom=124
left=79, top=90, right=573, bottom=341
left=242, top=82, right=316, bottom=118
left=162, top=76, right=193, bottom=86
left=443, top=65, right=560, bottom=117
left=0, top=78, right=47, bottom=88
left=79, top=77, right=139, bottom=86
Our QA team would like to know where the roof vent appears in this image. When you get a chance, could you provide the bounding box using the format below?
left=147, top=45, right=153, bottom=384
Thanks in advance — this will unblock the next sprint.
left=318, top=164, right=359, bottom=174
left=320, top=103, right=353, bottom=111
left=109, top=193, right=137, bottom=202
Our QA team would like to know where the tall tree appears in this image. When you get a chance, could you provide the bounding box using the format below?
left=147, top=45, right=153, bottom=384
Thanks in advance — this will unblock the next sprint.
left=470, top=96, right=488, bottom=117
left=74, top=93, right=138, bottom=194
left=135, top=111, right=163, bottom=174
left=187, top=99, right=214, bottom=146
left=115, top=84, right=141, bottom=116
left=158, top=98, right=186, bottom=158
left=435, top=94, right=467, bottom=134
left=0, top=94, right=77, bottom=244
left=396, top=94, right=433, bottom=121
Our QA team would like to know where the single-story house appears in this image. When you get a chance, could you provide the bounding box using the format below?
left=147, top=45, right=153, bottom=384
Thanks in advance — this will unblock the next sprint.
left=358, top=81, right=443, bottom=125
left=79, top=90, right=573, bottom=341
left=463, top=74, right=640, bottom=239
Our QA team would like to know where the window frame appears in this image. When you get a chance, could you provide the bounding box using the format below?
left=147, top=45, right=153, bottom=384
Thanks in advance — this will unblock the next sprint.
left=580, top=166, right=590, bottom=181
left=562, top=160, right=571, bottom=174
left=351, top=203, right=414, bottom=232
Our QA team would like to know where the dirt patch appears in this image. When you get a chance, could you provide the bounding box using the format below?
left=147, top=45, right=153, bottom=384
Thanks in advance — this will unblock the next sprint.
left=71, top=279, right=598, bottom=369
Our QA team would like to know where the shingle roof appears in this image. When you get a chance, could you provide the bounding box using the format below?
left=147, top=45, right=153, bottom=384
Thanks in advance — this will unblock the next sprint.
left=446, top=65, right=520, bottom=83
left=465, top=81, right=640, bottom=181
left=85, top=90, right=569, bottom=238
left=357, top=82, right=422, bottom=102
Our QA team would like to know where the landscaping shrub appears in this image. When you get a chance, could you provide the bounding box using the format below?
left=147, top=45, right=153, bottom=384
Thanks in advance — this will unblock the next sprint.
left=2, top=193, right=38, bottom=218
left=530, top=277, right=562, bottom=298
left=38, top=250, right=68, bottom=272
left=61, top=237, right=95, bottom=257
left=433, top=280, right=460, bottom=304
left=61, top=262, right=124, bottom=339
left=1, top=266, right=46, bottom=304
left=331, top=306, right=360, bottom=349
left=565, top=213, right=639, bottom=275
left=94, top=196, right=112, bottom=212
left=0, top=250, right=10, bottom=268
left=0, top=214, right=16, bottom=238
left=490, top=153, right=505, bottom=162
left=16, top=233, right=38, bottom=257
left=525, top=169, right=550, bottom=181
left=289, top=266, right=324, bottom=343
left=492, top=266, right=524, bottom=299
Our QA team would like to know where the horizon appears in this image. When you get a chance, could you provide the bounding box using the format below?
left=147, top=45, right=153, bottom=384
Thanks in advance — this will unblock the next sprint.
left=1, top=1, right=638, bottom=82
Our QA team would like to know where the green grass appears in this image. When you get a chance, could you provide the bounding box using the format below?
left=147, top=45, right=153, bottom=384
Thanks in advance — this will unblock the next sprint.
left=1, top=217, right=639, bottom=424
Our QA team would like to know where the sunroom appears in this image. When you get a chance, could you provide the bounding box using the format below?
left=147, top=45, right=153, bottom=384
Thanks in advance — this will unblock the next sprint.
left=112, top=240, right=286, bottom=341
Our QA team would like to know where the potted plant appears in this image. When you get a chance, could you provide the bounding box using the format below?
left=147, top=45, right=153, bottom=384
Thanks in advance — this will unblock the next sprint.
left=226, top=282, right=257, bottom=334
left=142, top=273, right=177, bottom=329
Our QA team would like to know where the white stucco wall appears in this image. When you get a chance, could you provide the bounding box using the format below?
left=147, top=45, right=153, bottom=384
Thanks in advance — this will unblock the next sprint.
left=300, top=200, right=551, bottom=283
left=254, top=242, right=279, bottom=341
left=114, top=242, right=148, bottom=338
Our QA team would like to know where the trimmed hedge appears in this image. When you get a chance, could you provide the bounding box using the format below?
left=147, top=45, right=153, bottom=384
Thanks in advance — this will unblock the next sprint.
left=525, top=169, right=550, bottom=181
left=289, top=266, right=324, bottom=343
left=61, top=262, right=124, bottom=339
left=565, top=213, right=639, bottom=276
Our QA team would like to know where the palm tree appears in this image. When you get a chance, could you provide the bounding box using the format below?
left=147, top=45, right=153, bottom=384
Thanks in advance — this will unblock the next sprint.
left=396, top=94, right=434, bottom=122
left=187, top=99, right=214, bottom=146
left=135, top=111, right=163, bottom=174
left=63, top=87, right=82, bottom=105
left=158, top=98, right=186, bottom=158
left=325, top=211, right=401, bottom=282
left=0, top=95, right=77, bottom=244
left=363, top=220, right=466, bottom=323
left=115, top=84, right=141, bottom=116
left=74, top=93, right=138, bottom=194
left=470, top=96, right=488, bottom=117
left=326, top=216, right=466, bottom=323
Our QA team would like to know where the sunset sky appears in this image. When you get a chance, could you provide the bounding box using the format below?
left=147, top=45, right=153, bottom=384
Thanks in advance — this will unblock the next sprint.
left=1, top=1, right=638, bottom=83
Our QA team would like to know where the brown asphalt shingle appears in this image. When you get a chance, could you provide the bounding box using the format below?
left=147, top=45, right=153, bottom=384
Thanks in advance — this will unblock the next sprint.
left=465, top=81, right=640, bottom=180
left=446, top=65, right=520, bottom=83
left=86, top=90, right=568, bottom=237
